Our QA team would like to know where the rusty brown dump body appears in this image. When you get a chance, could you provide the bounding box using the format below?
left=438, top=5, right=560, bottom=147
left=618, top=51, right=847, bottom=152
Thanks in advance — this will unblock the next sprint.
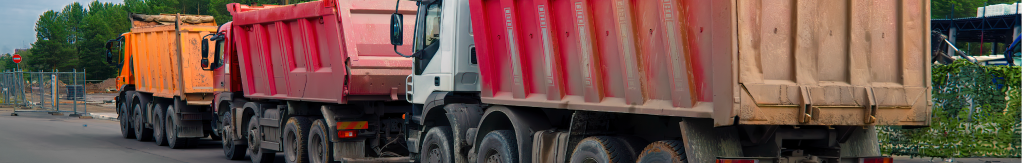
left=470, top=0, right=931, bottom=127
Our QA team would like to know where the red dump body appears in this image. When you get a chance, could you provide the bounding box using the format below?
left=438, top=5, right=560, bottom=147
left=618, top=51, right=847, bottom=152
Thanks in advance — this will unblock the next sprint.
left=469, top=0, right=931, bottom=126
left=225, top=0, right=417, bottom=103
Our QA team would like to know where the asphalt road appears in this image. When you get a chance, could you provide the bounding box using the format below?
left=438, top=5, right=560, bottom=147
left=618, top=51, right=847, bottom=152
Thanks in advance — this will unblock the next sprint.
left=0, top=110, right=287, bottom=163
left=0, top=109, right=1019, bottom=163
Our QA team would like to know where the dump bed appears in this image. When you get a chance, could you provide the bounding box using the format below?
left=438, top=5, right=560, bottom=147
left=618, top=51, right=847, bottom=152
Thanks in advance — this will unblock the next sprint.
left=469, top=0, right=931, bottom=126
left=226, top=0, right=416, bottom=104
left=124, top=14, right=218, bottom=104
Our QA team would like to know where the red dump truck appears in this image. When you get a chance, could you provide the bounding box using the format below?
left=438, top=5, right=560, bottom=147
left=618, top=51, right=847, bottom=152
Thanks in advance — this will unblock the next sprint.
left=387, top=0, right=931, bottom=163
left=200, top=0, right=418, bottom=163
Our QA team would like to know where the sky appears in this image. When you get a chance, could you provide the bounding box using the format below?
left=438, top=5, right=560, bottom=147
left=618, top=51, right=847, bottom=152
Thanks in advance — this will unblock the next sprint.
left=0, top=0, right=124, bottom=54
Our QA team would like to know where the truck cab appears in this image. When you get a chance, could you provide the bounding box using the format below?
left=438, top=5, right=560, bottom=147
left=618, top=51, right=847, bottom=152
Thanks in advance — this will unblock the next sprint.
left=400, top=0, right=480, bottom=105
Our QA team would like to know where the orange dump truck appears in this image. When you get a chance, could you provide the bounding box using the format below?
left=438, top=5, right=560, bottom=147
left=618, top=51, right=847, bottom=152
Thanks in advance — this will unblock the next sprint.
left=107, top=14, right=222, bottom=149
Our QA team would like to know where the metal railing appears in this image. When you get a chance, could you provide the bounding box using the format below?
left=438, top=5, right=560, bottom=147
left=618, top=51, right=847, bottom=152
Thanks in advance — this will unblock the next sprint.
left=2, top=69, right=87, bottom=116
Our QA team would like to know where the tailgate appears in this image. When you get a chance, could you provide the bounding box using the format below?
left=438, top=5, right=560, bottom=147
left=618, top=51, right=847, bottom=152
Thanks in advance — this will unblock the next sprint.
left=735, top=0, right=931, bottom=126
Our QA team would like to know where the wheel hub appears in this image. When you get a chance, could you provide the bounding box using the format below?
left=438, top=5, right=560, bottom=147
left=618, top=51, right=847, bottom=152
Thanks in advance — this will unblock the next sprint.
left=486, top=153, right=501, bottom=163
left=249, top=128, right=260, bottom=154
left=286, top=131, right=297, bottom=162
left=311, top=134, right=324, bottom=163
left=427, top=147, right=442, bottom=163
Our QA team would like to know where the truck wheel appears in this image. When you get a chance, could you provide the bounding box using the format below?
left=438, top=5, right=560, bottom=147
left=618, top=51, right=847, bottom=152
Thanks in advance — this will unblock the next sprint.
left=284, top=117, right=312, bottom=163
left=120, top=100, right=136, bottom=139
left=614, top=136, right=648, bottom=161
left=133, top=104, right=153, bottom=141
left=223, top=113, right=247, bottom=160
left=153, top=103, right=168, bottom=146
left=209, top=116, right=223, bottom=141
left=569, top=136, right=632, bottom=163
left=247, top=116, right=276, bottom=163
left=475, top=130, right=517, bottom=163
left=636, top=140, right=687, bottom=163
left=421, top=126, right=454, bottom=163
left=308, top=119, right=334, bottom=163
left=167, top=106, right=190, bottom=149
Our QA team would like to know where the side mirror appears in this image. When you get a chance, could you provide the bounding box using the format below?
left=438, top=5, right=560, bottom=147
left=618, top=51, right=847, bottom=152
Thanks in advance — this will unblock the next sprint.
left=199, top=36, right=209, bottom=68
left=390, top=13, right=403, bottom=46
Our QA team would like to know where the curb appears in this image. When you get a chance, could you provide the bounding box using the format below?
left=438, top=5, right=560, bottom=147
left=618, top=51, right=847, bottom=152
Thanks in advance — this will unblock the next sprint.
left=88, top=112, right=118, bottom=121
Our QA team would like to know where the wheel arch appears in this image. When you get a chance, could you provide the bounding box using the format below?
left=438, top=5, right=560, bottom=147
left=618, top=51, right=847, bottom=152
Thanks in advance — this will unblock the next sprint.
left=471, top=105, right=552, bottom=163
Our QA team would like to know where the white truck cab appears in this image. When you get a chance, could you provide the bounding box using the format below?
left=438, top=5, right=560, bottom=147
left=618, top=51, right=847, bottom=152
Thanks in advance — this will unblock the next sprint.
left=397, top=0, right=479, bottom=105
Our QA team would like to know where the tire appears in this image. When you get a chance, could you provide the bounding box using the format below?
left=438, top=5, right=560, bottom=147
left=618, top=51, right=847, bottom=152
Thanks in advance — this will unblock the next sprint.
left=284, top=117, right=313, bottom=163
left=210, top=132, right=223, bottom=140
left=613, top=136, right=648, bottom=161
left=210, top=115, right=223, bottom=141
left=167, top=105, right=190, bottom=149
left=475, top=130, right=517, bottom=163
left=133, top=103, right=153, bottom=141
left=636, top=140, right=687, bottom=163
left=308, top=119, right=334, bottom=163
left=421, top=126, right=454, bottom=163
left=569, top=136, right=632, bottom=163
left=222, top=112, right=247, bottom=160
left=119, top=99, right=136, bottom=139
left=247, top=116, right=276, bottom=163
left=153, top=103, right=168, bottom=146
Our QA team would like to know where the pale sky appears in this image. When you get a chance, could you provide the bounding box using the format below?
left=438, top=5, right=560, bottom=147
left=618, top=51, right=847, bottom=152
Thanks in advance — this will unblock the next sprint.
left=0, top=0, right=124, bottom=54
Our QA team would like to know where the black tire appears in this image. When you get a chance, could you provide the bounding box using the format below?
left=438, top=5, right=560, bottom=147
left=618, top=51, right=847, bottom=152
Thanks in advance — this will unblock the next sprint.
left=636, top=140, right=687, bottom=163
left=133, top=103, right=153, bottom=141
left=247, top=116, right=276, bottom=163
left=222, top=112, right=247, bottom=160
left=421, top=126, right=454, bottom=163
left=167, top=105, right=190, bottom=149
left=210, top=132, right=223, bottom=140
left=209, top=115, right=223, bottom=141
left=308, top=119, right=334, bottom=163
left=119, top=99, right=136, bottom=139
left=153, top=103, right=168, bottom=146
left=569, top=136, right=632, bottom=163
left=284, top=117, right=313, bottom=163
left=475, top=130, right=517, bottom=163
left=613, top=136, right=648, bottom=161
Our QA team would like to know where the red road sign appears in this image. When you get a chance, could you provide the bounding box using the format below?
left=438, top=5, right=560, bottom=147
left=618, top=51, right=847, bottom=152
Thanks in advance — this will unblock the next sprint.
left=12, top=54, right=21, bottom=63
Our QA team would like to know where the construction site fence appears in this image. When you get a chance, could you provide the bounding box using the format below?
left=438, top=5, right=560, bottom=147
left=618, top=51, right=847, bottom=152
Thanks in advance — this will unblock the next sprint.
left=0, top=70, right=88, bottom=115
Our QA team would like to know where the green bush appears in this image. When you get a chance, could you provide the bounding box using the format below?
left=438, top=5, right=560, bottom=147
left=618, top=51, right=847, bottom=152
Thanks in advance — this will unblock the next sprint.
left=880, top=59, right=1021, bottom=158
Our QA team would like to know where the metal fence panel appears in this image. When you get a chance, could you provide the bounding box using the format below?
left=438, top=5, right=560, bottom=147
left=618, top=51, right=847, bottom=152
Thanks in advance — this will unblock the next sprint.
left=3, top=70, right=87, bottom=116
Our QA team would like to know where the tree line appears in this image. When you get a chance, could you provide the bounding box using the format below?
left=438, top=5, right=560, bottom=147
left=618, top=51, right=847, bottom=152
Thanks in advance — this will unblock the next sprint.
left=3, top=0, right=312, bottom=80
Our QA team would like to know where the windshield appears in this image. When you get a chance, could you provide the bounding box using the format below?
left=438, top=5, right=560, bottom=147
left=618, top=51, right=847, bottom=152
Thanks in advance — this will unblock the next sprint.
left=414, top=2, right=441, bottom=53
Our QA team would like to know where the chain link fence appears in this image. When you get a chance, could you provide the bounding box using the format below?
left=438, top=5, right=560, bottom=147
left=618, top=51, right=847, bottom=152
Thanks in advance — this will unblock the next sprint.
left=1, top=70, right=87, bottom=116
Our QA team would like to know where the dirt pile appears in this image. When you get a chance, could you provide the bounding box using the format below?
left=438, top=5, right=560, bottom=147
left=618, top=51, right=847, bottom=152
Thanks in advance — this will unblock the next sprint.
left=86, top=78, right=117, bottom=93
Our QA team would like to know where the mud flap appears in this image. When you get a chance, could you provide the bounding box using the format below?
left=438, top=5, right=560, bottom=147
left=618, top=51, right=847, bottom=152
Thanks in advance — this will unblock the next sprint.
left=178, top=119, right=206, bottom=137
left=839, top=126, right=881, bottom=157
left=679, top=118, right=743, bottom=163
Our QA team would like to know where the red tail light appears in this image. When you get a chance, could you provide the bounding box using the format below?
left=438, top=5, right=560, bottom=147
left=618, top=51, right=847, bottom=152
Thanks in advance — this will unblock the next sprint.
left=338, top=130, right=357, bottom=138
left=716, top=159, right=758, bottom=163
left=860, top=157, right=893, bottom=163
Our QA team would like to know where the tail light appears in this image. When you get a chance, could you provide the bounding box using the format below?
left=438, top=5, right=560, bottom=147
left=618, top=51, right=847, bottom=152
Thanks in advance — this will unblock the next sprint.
left=338, top=130, right=357, bottom=138
left=860, top=157, right=893, bottom=163
left=716, top=159, right=758, bottom=163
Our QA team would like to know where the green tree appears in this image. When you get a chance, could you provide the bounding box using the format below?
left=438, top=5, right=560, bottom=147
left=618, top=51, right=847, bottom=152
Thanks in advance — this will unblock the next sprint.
left=79, top=1, right=130, bottom=80
left=932, top=0, right=1021, bottom=19
left=29, top=9, right=78, bottom=71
